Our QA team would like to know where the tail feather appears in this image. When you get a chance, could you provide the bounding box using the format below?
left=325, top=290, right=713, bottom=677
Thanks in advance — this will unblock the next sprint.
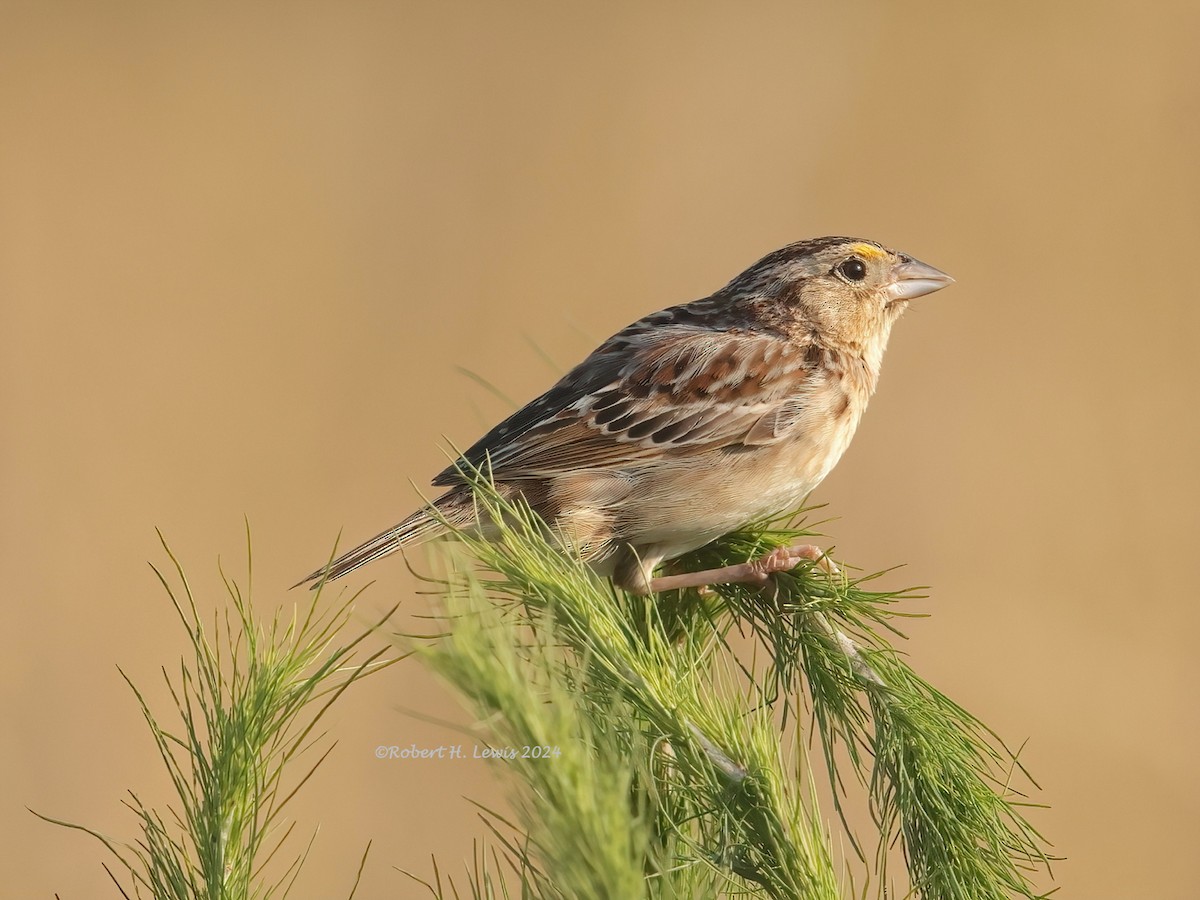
left=294, top=491, right=473, bottom=590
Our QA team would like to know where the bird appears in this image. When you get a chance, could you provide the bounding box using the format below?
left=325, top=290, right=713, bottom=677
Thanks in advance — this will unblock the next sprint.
left=296, top=236, right=953, bottom=595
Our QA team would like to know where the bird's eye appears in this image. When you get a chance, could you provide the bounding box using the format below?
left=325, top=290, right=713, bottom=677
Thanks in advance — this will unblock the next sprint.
left=837, top=257, right=868, bottom=282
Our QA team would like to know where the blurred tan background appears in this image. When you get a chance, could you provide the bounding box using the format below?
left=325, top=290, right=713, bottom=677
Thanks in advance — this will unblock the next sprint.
left=3, top=2, right=1198, bottom=897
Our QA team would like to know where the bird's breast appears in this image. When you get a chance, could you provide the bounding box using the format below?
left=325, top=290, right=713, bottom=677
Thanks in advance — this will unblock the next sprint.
left=603, top=378, right=870, bottom=554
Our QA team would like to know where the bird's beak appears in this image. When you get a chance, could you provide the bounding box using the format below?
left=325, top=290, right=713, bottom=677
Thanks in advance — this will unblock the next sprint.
left=886, top=257, right=954, bottom=302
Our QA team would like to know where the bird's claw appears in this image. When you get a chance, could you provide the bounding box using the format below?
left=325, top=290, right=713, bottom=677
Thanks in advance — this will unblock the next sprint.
left=750, top=543, right=839, bottom=580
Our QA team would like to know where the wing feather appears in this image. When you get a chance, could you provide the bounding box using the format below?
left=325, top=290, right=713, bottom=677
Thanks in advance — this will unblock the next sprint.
left=435, top=318, right=815, bottom=484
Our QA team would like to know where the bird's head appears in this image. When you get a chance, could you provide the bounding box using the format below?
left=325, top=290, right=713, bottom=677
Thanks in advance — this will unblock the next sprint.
left=729, top=236, right=954, bottom=362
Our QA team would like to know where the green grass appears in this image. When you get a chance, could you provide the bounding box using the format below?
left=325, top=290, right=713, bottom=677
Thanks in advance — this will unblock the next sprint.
left=37, top=529, right=396, bottom=900
left=400, top=477, right=1056, bottom=899
left=40, top=488, right=1055, bottom=899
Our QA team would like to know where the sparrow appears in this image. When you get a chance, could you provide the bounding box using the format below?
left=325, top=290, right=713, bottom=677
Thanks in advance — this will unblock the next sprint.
left=297, top=237, right=952, bottom=595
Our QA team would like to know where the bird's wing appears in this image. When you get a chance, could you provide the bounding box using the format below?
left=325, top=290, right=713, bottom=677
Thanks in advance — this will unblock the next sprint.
left=434, top=321, right=816, bottom=484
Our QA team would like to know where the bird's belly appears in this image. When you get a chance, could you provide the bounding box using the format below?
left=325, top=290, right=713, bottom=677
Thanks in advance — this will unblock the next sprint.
left=618, top=419, right=860, bottom=559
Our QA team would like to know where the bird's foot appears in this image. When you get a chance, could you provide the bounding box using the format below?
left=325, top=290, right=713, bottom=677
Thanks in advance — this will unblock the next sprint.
left=648, top=543, right=837, bottom=593
left=648, top=545, right=882, bottom=686
left=753, top=543, right=840, bottom=578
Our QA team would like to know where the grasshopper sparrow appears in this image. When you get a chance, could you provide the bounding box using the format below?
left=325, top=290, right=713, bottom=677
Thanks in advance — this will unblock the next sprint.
left=298, top=237, right=953, bottom=594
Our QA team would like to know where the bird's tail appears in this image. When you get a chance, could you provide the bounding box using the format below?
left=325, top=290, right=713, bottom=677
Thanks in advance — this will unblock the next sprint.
left=294, top=490, right=474, bottom=590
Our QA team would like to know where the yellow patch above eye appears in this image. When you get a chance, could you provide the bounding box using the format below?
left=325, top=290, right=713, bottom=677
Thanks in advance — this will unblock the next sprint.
left=850, top=243, right=887, bottom=261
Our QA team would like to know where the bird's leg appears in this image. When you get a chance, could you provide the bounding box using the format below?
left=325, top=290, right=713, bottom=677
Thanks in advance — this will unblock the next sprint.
left=648, top=543, right=836, bottom=593
left=649, top=545, right=884, bottom=687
